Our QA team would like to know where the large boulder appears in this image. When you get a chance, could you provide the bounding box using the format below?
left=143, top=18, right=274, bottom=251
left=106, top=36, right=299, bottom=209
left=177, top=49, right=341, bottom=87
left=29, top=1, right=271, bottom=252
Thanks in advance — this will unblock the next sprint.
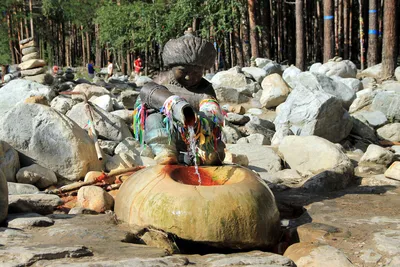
left=358, top=144, right=394, bottom=174
left=16, top=164, right=58, bottom=189
left=90, top=95, right=113, bottom=112
left=395, top=66, right=400, bottom=81
left=0, top=103, right=102, bottom=181
left=262, top=62, right=283, bottom=76
left=295, top=72, right=356, bottom=109
left=349, top=88, right=376, bottom=113
left=71, top=83, right=111, bottom=101
left=0, top=79, right=55, bottom=117
left=215, top=87, right=249, bottom=104
left=0, top=141, right=20, bottom=182
left=279, top=136, right=354, bottom=192
left=332, top=76, right=363, bottom=92
left=255, top=58, right=272, bottom=68
left=377, top=123, right=400, bottom=142
left=371, top=91, right=400, bottom=122
left=50, top=95, right=76, bottom=114
left=361, top=63, right=382, bottom=80
left=352, top=110, right=387, bottom=128
left=21, top=67, right=46, bottom=77
left=18, top=59, right=46, bottom=71
left=282, top=65, right=302, bottom=88
left=273, top=84, right=353, bottom=143
left=242, top=67, right=267, bottom=83
left=67, top=102, right=132, bottom=142
left=211, top=67, right=247, bottom=90
left=115, top=165, right=281, bottom=249
left=260, top=74, right=291, bottom=108
left=0, top=170, right=8, bottom=223
left=318, top=59, right=357, bottom=78
left=21, top=52, right=39, bottom=62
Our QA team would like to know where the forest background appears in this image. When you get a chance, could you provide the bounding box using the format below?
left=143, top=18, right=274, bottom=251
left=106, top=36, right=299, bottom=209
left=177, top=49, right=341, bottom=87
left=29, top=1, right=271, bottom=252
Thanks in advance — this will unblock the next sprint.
left=1, top=0, right=399, bottom=78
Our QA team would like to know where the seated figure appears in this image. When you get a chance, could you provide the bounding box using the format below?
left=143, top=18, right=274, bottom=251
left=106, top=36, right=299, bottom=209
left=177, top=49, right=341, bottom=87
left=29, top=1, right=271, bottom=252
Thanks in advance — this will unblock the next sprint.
left=134, top=30, right=225, bottom=166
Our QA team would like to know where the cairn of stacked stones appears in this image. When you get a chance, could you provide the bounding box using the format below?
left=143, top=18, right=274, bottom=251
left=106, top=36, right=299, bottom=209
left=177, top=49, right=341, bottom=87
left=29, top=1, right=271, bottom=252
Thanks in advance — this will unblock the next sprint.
left=19, top=37, right=47, bottom=83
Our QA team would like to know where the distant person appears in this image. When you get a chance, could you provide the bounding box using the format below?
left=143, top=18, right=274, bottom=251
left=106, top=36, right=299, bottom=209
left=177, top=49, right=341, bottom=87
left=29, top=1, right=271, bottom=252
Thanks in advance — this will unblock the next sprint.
left=88, top=60, right=95, bottom=79
left=134, top=55, right=143, bottom=76
left=107, top=59, right=113, bottom=79
left=52, top=65, right=59, bottom=76
left=1, top=64, right=7, bottom=83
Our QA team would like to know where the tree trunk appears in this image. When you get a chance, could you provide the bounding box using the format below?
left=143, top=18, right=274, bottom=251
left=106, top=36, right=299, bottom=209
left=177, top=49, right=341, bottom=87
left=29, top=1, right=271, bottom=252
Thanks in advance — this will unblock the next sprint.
left=29, top=0, right=34, bottom=38
left=367, top=0, right=378, bottom=66
left=382, top=0, right=397, bottom=79
left=323, top=0, right=334, bottom=62
left=241, top=9, right=251, bottom=66
left=359, top=0, right=365, bottom=70
left=7, top=13, right=16, bottom=65
left=248, top=0, right=259, bottom=60
left=233, top=7, right=243, bottom=67
left=81, top=26, right=86, bottom=66
left=95, top=24, right=102, bottom=67
left=296, top=0, right=305, bottom=70
left=343, top=0, right=349, bottom=58
left=86, top=31, right=90, bottom=62
left=261, top=0, right=271, bottom=58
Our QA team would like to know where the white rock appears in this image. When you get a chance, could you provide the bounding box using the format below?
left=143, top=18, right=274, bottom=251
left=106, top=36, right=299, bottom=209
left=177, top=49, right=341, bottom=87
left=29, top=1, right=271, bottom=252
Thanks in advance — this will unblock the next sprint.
left=395, top=66, right=400, bottom=81
left=50, top=95, right=76, bottom=114
left=384, top=161, right=400, bottom=180
left=359, top=144, right=394, bottom=167
left=211, top=68, right=247, bottom=90
left=255, top=58, right=272, bottom=68
left=242, top=67, right=267, bottom=83
left=353, top=110, right=387, bottom=128
left=72, top=83, right=110, bottom=102
left=110, top=110, right=134, bottom=125
left=18, top=59, right=46, bottom=71
left=371, top=91, right=400, bottom=122
left=331, top=76, right=363, bottom=92
left=6, top=213, right=54, bottom=229
left=320, top=59, right=357, bottom=78
left=77, top=186, right=114, bottom=213
left=260, top=74, right=291, bottom=108
left=361, top=63, right=383, bottom=79
left=377, top=123, right=400, bottom=142
left=90, top=94, right=113, bottom=112
left=7, top=182, right=39, bottom=195
left=349, top=88, right=376, bottom=113
left=16, top=164, right=57, bottom=189
left=282, top=65, right=302, bottom=88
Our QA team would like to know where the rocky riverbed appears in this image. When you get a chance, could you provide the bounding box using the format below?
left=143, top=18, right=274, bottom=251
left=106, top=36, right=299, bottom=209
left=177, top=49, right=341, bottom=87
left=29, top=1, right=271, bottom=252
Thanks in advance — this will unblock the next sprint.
left=0, top=57, right=400, bottom=266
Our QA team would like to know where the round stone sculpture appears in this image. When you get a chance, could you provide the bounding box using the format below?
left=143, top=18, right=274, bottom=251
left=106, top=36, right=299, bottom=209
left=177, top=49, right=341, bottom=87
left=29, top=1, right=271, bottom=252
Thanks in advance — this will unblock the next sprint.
left=115, top=165, right=281, bottom=249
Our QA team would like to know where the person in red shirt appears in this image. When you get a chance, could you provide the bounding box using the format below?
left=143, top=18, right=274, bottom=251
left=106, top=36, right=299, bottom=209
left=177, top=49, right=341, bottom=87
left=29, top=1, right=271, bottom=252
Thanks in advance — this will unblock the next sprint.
left=134, top=55, right=143, bottom=76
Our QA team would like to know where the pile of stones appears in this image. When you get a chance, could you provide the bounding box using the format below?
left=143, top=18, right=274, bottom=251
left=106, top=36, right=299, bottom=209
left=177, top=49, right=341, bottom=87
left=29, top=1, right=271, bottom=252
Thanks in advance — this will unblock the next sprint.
left=19, top=37, right=47, bottom=83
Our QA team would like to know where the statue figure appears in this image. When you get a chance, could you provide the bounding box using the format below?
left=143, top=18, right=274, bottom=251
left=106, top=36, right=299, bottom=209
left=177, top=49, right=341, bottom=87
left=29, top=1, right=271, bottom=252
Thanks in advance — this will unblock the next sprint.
left=135, top=29, right=225, bottom=166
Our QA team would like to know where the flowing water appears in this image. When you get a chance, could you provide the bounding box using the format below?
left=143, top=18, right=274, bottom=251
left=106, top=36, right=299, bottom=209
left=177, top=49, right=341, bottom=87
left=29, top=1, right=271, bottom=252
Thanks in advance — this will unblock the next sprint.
left=187, top=126, right=201, bottom=185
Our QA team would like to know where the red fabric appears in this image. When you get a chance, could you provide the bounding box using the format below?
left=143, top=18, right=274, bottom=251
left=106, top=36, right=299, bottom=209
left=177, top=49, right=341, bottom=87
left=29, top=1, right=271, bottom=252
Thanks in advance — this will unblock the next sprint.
left=134, top=59, right=142, bottom=73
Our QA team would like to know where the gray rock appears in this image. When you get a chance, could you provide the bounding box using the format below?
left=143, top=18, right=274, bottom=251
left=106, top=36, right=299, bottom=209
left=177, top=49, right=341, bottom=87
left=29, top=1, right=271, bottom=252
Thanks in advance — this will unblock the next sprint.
left=263, top=61, right=283, bottom=76
left=16, top=164, right=57, bottom=189
left=90, top=95, right=113, bottom=112
left=0, top=141, right=20, bottom=182
left=237, top=133, right=269, bottom=145
left=248, top=115, right=275, bottom=130
left=211, top=67, right=248, bottom=89
left=72, top=83, right=110, bottom=102
left=134, top=76, right=152, bottom=87
left=261, top=169, right=303, bottom=184
left=353, top=110, right=387, bottom=128
left=6, top=213, right=54, bottom=228
left=120, top=90, right=140, bottom=109
left=282, top=65, right=301, bottom=88
left=255, top=58, right=272, bottom=68
left=68, top=207, right=99, bottom=215
left=67, top=102, right=132, bottom=142
left=21, top=52, right=39, bottom=62
left=98, top=140, right=119, bottom=155
left=350, top=116, right=378, bottom=142
left=279, top=136, right=354, bottom=192
left=332, top=76, right=363, bottom=92
left=201, top=251, right=295, bottom=267
left=8, top=194, right=63, bottom=215
left=296, top=72, right=356, bottom=109
left=0, top=79, right=55, bottom=117
left=358, top=144, right=394, bottom=174
left=377, top=123, right=400, bottom=142
left=349, top=88, right=376, bottom=113
left=274, top=84, right=353, bottom=143
left=7, top=182, right=39, bottom=195
left=50, top=95, right=76, bottom=114
left=0, top=245, right=92, bottom=266
left=361, top=63, right=382, bottom=79
left=114, top=137, right=154, bottom=158
left=0, top=103, right=102, bottom=181
left=395, top=66, right=400, bottom=81
left=319, top=59, right=357, bottom=78
left=222, top=122, right=243, bottom=144
left=371, top=91, right=400, bottom=122
left=361, top=76, right=377, bottom=89
left=374, top=230, right=400, bottom=256
left=215, top=86, right=250, bottom=104
left=381, top=81, right=400, bottom=93
left=242, top=67, right=267, bottom=83
left=226, top=113, right=250, bottom=125
left=309, top=62, right=322, bottom=72
left=0, top=170, right=8, bottom=223
left=110, top=110, right=134, bottom=124
left=24, top=73, right=48, bottom=84
left=20, top=67, right=46, bottom=77
left=226, top=144, right=282, bottom=174
left=21, top=46, right=37, bottom=55
left=271, top=125, right=294, bottom=146
left=242, top=122, right=275, bottom=144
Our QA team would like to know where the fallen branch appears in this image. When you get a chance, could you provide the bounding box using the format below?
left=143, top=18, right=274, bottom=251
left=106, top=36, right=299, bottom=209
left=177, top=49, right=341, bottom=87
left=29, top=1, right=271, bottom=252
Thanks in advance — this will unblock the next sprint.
left=379, top=140, right=400, bottom=146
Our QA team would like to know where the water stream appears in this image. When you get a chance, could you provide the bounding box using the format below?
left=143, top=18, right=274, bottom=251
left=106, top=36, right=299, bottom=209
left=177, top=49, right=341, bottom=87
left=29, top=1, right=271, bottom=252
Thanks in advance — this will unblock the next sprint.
left=187, top=126, right=201, bottom=185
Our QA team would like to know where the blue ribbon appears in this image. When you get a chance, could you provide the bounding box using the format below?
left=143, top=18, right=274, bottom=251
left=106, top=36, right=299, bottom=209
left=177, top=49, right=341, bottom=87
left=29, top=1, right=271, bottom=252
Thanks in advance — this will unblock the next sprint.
left=369, top=9, right=377, bottom=13
left=324, top=15, right=334, bottom=20
left=368, top=29, right=378, bottom=35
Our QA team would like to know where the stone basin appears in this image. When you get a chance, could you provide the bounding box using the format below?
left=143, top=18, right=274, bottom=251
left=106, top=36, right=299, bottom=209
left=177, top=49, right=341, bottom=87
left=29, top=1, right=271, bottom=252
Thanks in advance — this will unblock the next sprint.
left=115, top=165, right=281, bottom=249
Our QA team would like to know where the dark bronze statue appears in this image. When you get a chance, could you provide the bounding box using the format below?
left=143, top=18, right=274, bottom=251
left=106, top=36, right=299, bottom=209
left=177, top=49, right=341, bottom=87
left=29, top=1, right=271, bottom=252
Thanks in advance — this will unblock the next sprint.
left=136, top=29, right=225, bottom=165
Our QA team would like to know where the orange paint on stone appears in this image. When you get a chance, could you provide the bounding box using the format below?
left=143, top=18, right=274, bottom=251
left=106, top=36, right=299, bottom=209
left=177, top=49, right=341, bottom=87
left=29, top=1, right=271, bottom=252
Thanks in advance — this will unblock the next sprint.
left=162, top=165, right=220, bottom=186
